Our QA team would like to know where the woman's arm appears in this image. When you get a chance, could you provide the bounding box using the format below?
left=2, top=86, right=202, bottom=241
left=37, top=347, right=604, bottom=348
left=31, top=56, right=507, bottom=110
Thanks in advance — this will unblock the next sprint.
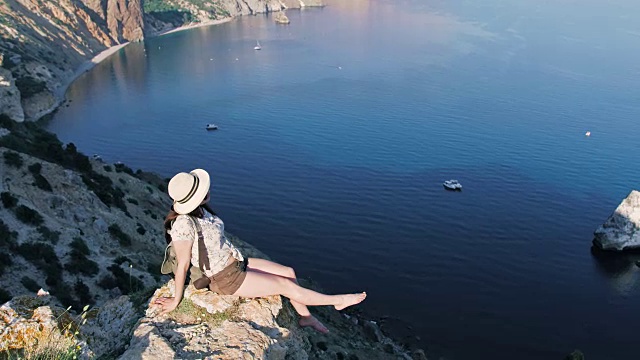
left=156, top=239, right=193, bottom=314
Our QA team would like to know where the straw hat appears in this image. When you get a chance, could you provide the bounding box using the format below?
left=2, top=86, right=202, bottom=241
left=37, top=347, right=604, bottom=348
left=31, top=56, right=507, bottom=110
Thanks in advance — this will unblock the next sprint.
left=168, top=169, right=210, bottom=214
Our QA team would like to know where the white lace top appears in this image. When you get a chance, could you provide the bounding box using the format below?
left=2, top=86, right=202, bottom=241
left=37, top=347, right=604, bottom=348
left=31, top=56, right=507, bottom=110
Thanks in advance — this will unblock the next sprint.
left=168, top=211, right=244, bottom=276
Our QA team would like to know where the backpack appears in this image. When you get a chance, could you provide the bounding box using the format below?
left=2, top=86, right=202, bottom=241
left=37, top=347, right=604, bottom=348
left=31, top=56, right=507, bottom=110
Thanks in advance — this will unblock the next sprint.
left=160, top=215, right=208, bottom=286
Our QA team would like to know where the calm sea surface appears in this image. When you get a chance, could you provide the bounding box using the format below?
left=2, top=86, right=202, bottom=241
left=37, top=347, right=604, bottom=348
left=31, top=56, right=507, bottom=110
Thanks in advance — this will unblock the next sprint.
left=48, top=0, right=640, bottom=358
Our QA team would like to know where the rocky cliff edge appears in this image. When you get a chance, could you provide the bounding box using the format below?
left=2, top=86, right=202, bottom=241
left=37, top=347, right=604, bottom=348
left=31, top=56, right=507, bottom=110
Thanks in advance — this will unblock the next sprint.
left=0, top=118, right=426, bottom=359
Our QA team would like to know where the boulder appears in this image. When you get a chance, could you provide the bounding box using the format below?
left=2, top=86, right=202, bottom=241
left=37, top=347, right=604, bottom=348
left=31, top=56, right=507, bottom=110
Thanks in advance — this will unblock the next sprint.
left=593, top=190, right=640, bottom=250
left=0, top=296, right=81, bottom=355
left=81, top=296, right=138, bottom=358
left=274, top=12, right=290, bottom=24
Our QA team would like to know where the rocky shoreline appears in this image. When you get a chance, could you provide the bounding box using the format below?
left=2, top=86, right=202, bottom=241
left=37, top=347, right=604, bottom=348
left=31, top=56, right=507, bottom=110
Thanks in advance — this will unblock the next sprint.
left=0, top=0, right=325, bottom=123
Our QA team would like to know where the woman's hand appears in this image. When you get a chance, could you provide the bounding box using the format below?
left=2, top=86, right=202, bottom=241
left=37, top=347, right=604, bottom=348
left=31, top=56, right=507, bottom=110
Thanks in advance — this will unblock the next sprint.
left=154, top=297, right=180, bottom=314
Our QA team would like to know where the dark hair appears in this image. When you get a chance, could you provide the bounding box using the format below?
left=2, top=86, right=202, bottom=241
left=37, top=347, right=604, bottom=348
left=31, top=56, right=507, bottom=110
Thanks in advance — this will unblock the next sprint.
left=163, top=203, right=216, bottom=244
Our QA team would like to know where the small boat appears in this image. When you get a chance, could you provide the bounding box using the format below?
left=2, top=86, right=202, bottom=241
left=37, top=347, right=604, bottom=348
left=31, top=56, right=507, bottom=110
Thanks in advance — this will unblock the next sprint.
left=206, top=124, right=218, bottom=131
left=443, top=179, right=462, bottom=191
left=254, top=41, right=262, bottom=50
left=585, top=131, right=591, bottom=137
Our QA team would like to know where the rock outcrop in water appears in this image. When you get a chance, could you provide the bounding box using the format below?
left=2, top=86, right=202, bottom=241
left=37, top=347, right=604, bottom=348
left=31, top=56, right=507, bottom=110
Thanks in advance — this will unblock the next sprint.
left=593, top=190, right=640, bottom=251
left=274, top=11, right=291, bottom=24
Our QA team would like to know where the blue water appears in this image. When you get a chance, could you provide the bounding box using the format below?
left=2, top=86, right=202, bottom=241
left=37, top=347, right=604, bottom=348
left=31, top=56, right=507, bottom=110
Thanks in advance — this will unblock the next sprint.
left=48, top=1, right=640, bottom=358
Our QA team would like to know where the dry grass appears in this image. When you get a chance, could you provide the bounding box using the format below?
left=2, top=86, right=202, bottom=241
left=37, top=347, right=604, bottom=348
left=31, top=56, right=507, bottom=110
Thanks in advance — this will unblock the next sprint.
left=1, top=305, right=91, bottom=360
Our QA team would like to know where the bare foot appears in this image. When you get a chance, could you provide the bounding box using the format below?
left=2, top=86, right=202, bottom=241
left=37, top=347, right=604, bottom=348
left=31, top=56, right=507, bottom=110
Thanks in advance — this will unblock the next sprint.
left=334, top=292, right=367, bottom=311
left=299, top=315, right=329, bottom=334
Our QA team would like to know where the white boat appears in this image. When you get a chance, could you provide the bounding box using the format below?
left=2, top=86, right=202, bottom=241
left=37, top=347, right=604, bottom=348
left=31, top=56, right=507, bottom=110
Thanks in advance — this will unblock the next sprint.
left=254, top=41, right=262, bottom=50
left=206, top=124, right=218, bottom=131
left=443, top=179, right=462, bottom=190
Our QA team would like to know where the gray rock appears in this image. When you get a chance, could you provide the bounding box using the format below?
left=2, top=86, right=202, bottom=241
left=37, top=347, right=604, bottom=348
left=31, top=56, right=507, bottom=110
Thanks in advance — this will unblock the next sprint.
left=82, top=296, right=137, bottom=358
left=412, top=349, right=428, bottom=360
left=48, top=195, right=66, bottom=209
left=93, top=217, right=109, bottom=233
left=363, top=320, right=384, bottom=342
left=593, top=190, right=640, bottom=250
left=64, top=169, right=85, bottom=187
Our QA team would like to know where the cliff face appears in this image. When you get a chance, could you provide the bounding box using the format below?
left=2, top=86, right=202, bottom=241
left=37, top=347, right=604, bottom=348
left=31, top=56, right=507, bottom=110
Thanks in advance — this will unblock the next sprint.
left=0, top=0, right=324, bottom=122
left=0, top=0, right=145, bottom=121
left=106, top=0, right=145, bottom=42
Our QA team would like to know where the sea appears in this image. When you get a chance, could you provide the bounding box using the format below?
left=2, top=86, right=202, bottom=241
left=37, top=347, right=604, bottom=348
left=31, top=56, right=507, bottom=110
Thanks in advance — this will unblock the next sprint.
left=47, top=0, right=640, bottom=358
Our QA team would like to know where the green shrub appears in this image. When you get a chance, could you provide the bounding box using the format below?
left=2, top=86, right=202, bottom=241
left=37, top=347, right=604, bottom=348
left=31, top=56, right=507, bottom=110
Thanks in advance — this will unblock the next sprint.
left=0, top=288, right=11, bottom=304
left=127, top=198, right=138, bottom=205
left=21, top=276, right=41, bottom=292
left=107, top=263, right=144, bottom=294
left=65, top=143, right=92, bottom=173
left=51, top=282, right=77, bottom=310
left=0, top=253, right=13, bottom=277
left=82, top=173, right=129, bottom=214
left=144, top=209, right=158, bottom=220
left=37, top=225, right=60, bottom=244
left=15, top=76, right=46, bottom=98
left=74, top=279, right=93, bottom=305
left=65, top=249, right=99, bottom=276
left=0, top=219, right=17, bottom=248
left=146, top=260, right=162, bottom=281
left=0, top=114, right=15, bottom=130
left=108, top=224, right=132, bottom=246
left=17, top=242, right=59, bottom=265
left=118, top=178, right=126, bottom=185
left=27, top=161, right=53, bottom=191
left=70, top=237, right=90, bottom=255
left=97, top=275, right=118, bottom=290
left=114, top=163, right=134, bottom=175
left=2, top=56, right=17, bottom=70
left=3, top=150, right=23, bottom=168
left=33, top=173, right=53, bottom=191
left=103, top=165, right=113, bottom=172
left=136, top=223, right=146, bottom=235
left=0, top=126, right=64, bottom=165
left=16, top=242, right=63, bottom=287
left=27, top=162, right=42, bottom=174
left=144, top=2, right=196, bottom=26
left=145, top=186, right=153, bottom=194
left=114, top=256, right=131, bottom=265
left=0, top=191, right=18, bottom=208
left=14, top=205, right=44, bottom=226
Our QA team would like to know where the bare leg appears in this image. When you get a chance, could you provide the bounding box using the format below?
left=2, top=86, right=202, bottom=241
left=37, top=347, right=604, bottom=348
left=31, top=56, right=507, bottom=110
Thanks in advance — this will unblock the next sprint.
left=247, top=258, right=328, bottom=333
left=233, top=265, right=366, bottom=311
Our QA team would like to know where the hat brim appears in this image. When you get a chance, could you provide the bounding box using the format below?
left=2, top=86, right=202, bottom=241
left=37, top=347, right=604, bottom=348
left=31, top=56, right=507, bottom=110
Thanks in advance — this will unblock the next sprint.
left=173, top=169, right=210, bottom=215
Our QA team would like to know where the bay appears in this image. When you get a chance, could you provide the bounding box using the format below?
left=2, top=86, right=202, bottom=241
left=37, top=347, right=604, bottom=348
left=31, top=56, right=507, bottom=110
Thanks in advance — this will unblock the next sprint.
left=48, top=1, right=640, bottom=358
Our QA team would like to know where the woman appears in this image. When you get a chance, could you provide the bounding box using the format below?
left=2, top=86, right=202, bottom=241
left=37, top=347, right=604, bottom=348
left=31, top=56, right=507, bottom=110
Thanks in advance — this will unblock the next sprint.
left=154, top=169, right=366, bottom=333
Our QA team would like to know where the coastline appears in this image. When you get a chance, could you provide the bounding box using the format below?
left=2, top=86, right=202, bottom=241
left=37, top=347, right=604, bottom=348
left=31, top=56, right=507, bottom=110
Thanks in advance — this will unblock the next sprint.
left=50, top=17, right=234, bottom=109
left=35, top=43, right=130, bottom=121
left=54, top=43, right=130, bottom=99
left=157, top=17, right=233, bottom=37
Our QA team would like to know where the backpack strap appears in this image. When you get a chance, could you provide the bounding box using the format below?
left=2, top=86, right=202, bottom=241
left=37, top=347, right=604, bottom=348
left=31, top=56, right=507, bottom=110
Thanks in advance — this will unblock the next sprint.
left=187, top=215, right=210, bottom=273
